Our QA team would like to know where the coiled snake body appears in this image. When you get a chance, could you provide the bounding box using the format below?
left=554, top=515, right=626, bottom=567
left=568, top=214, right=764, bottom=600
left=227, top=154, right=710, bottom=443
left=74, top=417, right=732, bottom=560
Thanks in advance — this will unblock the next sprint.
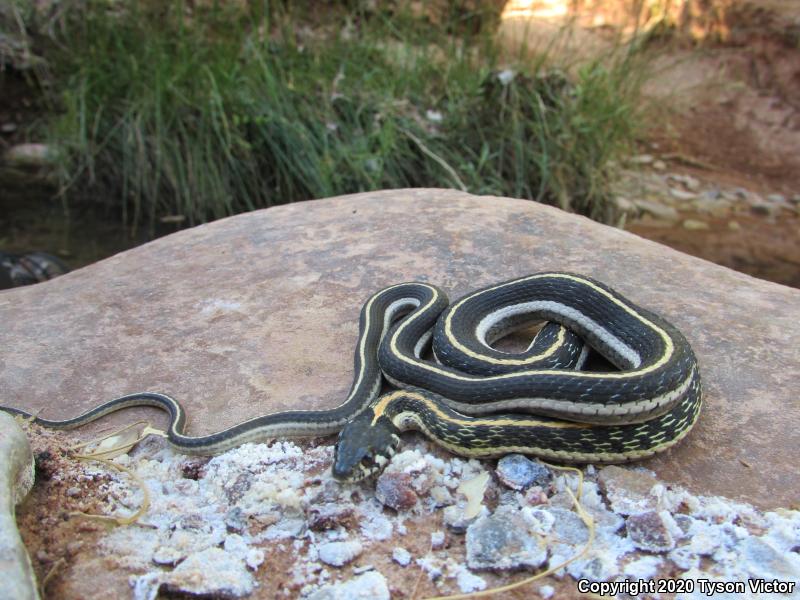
left=0, top=273, right=702, bottom=482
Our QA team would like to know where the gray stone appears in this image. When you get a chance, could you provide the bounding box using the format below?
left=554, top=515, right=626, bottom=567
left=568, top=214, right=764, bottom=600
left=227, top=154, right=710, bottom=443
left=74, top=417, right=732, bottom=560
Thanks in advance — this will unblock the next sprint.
left=739, top=537, right=800, bottom=580
left=669, top=188, right=697, bottom=201
left=375, top=472, right=418, bottom=511
left=1, top=187, right=799, bottom=514
left=682, top=219, right=709, bottom=230
left=613, top=195, right=635, bottom=213
left=633, top=199, right=680, bottom=221
left=443, top=504, right=483, bottom=533
left=750, top=201, right=782, bottom=217
left=667, top=174, right=701, bottom=192
left=495, top=454, right=551, bottom=490
left=307, top=571, right=390, bottom=600
left=598, top=466, right=657, bottom=516
left=392, top=547, right=411, bottom=567
left=466, top=506, right=547, bottom=570
left=3, top=143, right=57, bottom=168
left=691, top=197, right=730, bottom=217
left=159, top=547, right=254, bottom=597
left=626, top=511, right=676, bottom=553
left=629, top=154, right=654, bottom=165
left=317, top=540, right=363, bottom=567
left=0, top=412, right=39, bottom=600
left=546, top=507, right=590, bottom=545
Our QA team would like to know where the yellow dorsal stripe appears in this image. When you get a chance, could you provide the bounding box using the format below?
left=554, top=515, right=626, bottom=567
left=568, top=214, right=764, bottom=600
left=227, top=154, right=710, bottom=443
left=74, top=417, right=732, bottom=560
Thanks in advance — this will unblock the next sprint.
left=390, top=275, right=675, bottom=382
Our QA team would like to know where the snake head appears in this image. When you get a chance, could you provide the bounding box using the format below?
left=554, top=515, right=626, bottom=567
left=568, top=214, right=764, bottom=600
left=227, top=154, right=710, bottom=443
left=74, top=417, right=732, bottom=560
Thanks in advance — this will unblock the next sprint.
left=332, top=411, right=401, bottom=482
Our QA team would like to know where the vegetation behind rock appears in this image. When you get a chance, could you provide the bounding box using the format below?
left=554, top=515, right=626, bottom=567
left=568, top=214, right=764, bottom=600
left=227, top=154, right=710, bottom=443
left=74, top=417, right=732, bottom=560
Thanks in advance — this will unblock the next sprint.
left=6, top=1, right=649, bottom=233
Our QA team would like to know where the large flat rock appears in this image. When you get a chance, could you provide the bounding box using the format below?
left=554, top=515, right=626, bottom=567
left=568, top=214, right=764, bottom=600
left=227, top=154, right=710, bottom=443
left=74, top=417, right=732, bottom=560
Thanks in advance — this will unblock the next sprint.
left=1, top=189, right=798, bottom=509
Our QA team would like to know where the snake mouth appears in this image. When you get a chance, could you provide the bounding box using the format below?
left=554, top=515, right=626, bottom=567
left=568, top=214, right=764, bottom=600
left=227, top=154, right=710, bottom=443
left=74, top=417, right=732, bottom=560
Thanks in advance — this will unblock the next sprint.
left=332, top=413, right=401, bottom=482
left=332, top=454, right=385, bottom=482
left=332, top=438, right=400, bottom=482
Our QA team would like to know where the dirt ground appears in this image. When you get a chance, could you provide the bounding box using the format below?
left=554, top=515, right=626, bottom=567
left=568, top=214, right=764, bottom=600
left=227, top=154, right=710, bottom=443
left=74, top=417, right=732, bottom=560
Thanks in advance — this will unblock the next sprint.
left=501, top=0, right=800, bottom=288
left=622, top=1, right=800, bottom=288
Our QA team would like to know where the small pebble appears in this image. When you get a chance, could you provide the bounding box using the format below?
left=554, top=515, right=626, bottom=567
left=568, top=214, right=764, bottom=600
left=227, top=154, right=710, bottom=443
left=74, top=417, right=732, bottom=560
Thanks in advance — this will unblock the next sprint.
left=317, top=540, right=363, bottom=567
left=496, top=454, right=551, bottom=490
left=466, top=506, right=547, bottom=570
left=307, top=503, right=357, bottom=531
left=548, top=506, right=591, bottom=545
left=307, top=571, right=389, bottom=600
left=425, top=109, right=443, bottom=123
left=225, top=507, right=247, bottom=533
left=443, top=504, right=484, bottom=533
left=522, top=485, right=548, bottom=505
left=598, top=466, right=658, bottom=515
left=750, top=202, right=781, bottom=217
left=682, top=219, right=709, bottom=230
left=630, top=154, right=654, bottom=165
left=375, top=472, right=418, bottom=511
left=627, top=511, right=676, bottom=553
left=36, top=550, right=51, bottom=562
left=430, top=531, right=445, bottom=549
left=392, top=547, right=411, bottom=567
left=669, top=188, right=697, bottom=201
left=614, top=196, right=635, bottom=213
left=538, top=584, right=555, bottom=599
left=455, top=567, right=487, bottom=593
left=4, top=143, right=56, bottom=167
left=634, top=199, right=680, bottom=222
left=65, top=486, right=81, bottom=497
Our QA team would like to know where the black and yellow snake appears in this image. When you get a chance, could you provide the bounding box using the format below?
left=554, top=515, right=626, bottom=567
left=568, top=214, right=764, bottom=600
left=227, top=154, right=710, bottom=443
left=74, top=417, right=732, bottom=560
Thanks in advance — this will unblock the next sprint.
left=0, top=273, right=702, bottom=482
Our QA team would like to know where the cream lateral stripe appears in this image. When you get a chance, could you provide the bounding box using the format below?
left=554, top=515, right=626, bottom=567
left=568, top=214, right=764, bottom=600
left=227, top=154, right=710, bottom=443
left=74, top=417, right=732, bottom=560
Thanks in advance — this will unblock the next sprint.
left=476, top=317, right=568, bottom=363
left=391, top=278, right=675, bottom=382
left=475, top=301, right=640, bottom=367
left=371, top=390, right=591, bottom=429
left=445, top=273, right=674, bottom=371
left=414, top=329, right=433, bottom=359
left=347, top=285, right=414, bottom=408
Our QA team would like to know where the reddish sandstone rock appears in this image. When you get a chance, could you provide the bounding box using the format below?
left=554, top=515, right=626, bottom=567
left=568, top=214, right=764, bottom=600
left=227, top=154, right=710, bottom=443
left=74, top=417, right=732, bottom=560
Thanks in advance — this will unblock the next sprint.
left=0, top=189, right=798, bottom=510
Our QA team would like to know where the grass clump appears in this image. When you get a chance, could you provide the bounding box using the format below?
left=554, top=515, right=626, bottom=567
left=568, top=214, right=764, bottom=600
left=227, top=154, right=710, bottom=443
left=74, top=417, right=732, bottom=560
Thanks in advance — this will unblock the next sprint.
left=36, top=1, right=648, bottom=233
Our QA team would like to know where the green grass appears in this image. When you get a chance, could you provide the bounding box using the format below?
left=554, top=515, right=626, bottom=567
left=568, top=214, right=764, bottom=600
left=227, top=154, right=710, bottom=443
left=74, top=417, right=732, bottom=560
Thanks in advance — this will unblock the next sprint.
left=33, top=1, right=649, bottom=233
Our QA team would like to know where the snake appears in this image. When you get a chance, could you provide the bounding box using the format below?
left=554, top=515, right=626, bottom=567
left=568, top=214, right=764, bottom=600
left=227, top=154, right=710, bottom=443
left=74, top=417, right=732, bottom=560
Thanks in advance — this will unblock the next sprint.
left=0, top=272, right=702, bottom=482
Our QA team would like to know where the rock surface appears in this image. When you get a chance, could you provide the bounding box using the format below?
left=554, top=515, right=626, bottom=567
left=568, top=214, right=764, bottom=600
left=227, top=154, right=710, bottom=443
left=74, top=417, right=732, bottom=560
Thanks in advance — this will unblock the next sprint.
left=1, top=188, right=799, bottom=509
left=0, top=413, right=39, bottom=600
